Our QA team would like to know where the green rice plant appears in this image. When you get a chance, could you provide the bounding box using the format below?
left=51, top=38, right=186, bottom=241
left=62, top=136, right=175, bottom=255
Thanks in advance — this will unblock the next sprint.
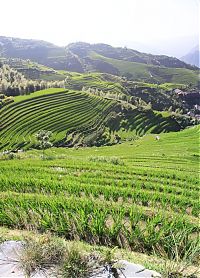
left=0, top=125, right=199, bottom=263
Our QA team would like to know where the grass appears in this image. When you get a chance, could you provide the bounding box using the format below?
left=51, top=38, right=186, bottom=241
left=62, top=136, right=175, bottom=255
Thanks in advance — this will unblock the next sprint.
left=129, top=81, right=187, bottom=91
left=53, top=72, right=191, bottom=113
left=20, top=234, right=66, bottom=277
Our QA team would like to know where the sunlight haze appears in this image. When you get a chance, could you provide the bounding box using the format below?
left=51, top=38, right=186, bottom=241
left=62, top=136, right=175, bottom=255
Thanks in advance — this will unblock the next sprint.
left=1, top=0, right=199, bottom=55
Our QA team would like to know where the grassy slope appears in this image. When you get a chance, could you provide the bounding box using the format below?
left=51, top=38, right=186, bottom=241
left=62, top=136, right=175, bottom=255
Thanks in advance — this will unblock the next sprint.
left=38, top=125, right=199, bottom=162
left=90, top=52, right=199, bottom=86
left=50, top=73, right=194, bottom=114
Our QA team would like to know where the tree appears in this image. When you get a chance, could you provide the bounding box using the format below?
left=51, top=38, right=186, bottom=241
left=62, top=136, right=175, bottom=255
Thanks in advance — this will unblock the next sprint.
left=35, top=130, right=53, bottom=158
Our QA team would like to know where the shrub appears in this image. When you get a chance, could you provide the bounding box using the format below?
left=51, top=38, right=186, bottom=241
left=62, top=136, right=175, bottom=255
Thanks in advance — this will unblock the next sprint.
left=60, top=247, right=91, bottom=278
left=89, top=156, right=124, bottom=165
left=20, top=234, right=66, bottom=277
left=20, top=235, right=103, bottom=278
left=0, top=151, right=20, bottom=160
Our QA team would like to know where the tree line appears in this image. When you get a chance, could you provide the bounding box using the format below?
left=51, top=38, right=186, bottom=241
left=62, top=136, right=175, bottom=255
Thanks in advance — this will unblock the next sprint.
left=0, top=64, right=64, bottom=97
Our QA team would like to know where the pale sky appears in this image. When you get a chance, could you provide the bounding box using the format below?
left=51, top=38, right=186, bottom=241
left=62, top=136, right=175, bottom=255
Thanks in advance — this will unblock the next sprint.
left=0, top=0, right=199, bottom=52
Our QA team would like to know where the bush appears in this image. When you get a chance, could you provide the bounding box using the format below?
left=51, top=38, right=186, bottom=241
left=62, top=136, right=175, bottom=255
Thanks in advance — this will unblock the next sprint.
left=60, top=247, right=91, bottom=278
left=20, top=234, right=66, bottom=277
left=89, top=156, right=124, bottom=165
left=19, top=235, right=103, bottom=278
left=0, top=151, right=20, bottom=160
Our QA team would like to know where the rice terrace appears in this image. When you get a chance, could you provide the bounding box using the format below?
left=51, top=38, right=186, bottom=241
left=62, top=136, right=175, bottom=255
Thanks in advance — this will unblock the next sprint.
left=0, top=2, right=199, bottom=276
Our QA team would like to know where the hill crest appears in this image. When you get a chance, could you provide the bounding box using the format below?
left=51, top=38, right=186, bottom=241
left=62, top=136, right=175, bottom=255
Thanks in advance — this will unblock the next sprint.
left=0, top=36, right=198, bottom=71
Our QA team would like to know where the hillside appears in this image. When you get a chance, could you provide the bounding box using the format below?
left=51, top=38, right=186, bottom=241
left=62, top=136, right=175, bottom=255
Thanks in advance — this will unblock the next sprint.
left=1, top=62, right=199, bottom=119
left=86, top=50, right=199, bottom=85
left=0, top=57, right=65, bottom=81
left=0, top=88, right=117, bottom=150
left=53, top=71, right=200, bottom=113
left=0, top=37, right=199, bottom=278
left=0, top=36, right=66, bottom=70
left=0, top=88, right=183, bottom=151
left=0, top=36, right=198, bottom=86
left=67, top=42, right=197, bottom=69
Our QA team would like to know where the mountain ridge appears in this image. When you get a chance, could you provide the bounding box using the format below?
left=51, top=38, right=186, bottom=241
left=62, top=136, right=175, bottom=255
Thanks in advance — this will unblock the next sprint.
left=0, top=36, right=199, bottom=86
left=0, top=36, right=197, bottom=70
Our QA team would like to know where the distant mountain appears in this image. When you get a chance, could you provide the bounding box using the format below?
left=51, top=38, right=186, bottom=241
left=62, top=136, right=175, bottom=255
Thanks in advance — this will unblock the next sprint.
left=66, top=42, right=197, bottom=70
left=180, top=45, right=200, bottom=68
left=0, top=36, right=198, bottom=86
left=109, top=35, right=199, bottom=58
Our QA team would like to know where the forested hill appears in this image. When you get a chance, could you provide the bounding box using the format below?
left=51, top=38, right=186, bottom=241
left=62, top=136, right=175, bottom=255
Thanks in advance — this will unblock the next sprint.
left=0, top=36, right=199, bottom=86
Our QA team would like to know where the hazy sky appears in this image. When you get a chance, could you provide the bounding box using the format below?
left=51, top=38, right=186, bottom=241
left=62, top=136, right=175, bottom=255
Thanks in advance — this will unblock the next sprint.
left=1, top=0, right=199, bottom=50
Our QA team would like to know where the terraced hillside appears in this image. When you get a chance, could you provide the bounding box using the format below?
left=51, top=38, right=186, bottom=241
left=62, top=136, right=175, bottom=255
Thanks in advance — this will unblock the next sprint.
left=59, top=72, right=199, bottom=112
left=0, top=126, right=199, bottom=263
left=0, top=88, right=117, bottom=150
left=63, top=72, right=127, bottom=96
left=0, top=88, right=183, bottom=151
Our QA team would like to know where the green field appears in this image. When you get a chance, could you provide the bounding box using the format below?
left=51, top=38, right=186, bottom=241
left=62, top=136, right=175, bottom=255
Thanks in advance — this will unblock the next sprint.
left=0, top=126, right=199, bottom=261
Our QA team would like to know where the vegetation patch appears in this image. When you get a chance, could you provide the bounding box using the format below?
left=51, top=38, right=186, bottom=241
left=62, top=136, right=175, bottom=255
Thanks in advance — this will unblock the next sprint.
left=88, top=156, right=124, bottom=165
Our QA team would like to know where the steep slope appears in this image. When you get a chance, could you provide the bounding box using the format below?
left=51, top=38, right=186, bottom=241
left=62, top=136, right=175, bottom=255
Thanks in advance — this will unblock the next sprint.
left=55, top=71, right=199, bottom=113
left=89, top=51, right=199, bottom=85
